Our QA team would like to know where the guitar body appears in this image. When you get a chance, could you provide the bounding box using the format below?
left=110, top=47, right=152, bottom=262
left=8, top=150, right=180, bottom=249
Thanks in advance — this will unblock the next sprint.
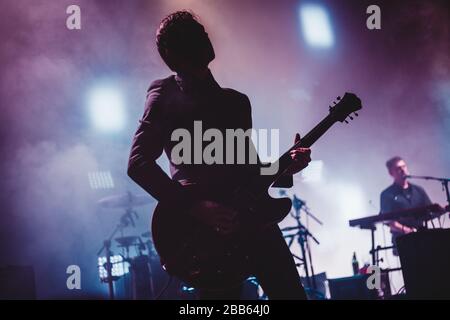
left=151, top=186, right=292, bottom=290
left=150, top=92, right=362, bottom=291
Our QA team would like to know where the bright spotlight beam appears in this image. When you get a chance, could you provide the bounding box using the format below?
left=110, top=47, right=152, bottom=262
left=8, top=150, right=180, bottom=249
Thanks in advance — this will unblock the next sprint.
left=88, top=85, right=126, bottom=132
left=300, top=4, right=334, bottom=48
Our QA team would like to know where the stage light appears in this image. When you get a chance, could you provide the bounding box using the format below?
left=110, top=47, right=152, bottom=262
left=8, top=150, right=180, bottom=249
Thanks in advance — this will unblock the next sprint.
left=97, top=255, right=130, bottom=281
left=87, top=85, right=126, bottom=132
left=88, top=170, right=114, bottom=190
left=299, top=4, right=334, bottom=48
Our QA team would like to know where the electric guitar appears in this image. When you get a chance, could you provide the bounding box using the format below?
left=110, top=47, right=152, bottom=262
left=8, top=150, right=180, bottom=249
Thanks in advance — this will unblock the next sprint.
left=151, top=92, right=362, bottom=290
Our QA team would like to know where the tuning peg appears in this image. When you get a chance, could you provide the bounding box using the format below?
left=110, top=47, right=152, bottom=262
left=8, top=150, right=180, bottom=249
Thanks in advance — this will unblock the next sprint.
left=337, top=96, right=341, bottom=100
left=344, top=120, right=349, bottom=124
left=349, top=116, right=354, bottom=120
left=354, top=112, right=359, bottom=117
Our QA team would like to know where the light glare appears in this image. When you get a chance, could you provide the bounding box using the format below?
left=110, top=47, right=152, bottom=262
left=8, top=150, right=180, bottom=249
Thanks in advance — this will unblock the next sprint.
left=88, top=86, right=126, bottom=132
left=300, top=4, right=334, bottom=48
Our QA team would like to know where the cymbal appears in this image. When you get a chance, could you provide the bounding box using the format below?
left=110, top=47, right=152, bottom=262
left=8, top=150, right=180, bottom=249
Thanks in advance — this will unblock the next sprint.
left=115, top=236, right=140, bottom=247
left=98, top=192, right=153, bottom=209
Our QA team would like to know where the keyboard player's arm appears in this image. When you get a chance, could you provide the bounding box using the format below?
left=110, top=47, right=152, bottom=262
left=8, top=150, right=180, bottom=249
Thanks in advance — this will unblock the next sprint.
left=386, top=221, right=416, bottom=234
left=380, top=193, right=416, bottom=234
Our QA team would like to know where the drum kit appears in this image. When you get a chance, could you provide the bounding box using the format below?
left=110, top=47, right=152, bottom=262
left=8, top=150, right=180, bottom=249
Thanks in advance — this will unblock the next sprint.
left=95, top=190, right=326, bottom=300
left=96, top=191, right=162, bottom=300
left=95, top=191, right=270, bottom=300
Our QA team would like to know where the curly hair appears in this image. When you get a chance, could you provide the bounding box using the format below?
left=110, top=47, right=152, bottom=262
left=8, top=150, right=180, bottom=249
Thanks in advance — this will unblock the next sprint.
left=156, top=10, right=205, bottom=70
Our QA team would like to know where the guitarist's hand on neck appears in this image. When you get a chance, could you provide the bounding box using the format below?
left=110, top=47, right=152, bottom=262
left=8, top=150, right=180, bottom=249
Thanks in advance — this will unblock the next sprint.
left=189, top=200, right=240, bottom=236
left=284, top=133, right=312, bottom=176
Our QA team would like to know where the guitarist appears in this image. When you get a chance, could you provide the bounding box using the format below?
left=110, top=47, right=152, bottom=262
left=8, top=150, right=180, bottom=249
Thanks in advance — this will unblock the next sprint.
left=128, top=11, right=311, bottom=299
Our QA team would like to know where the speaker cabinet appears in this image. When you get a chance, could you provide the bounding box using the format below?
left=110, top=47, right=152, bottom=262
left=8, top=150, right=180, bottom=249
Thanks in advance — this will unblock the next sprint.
left=328, top=274, right=378, bottom=300
left=397, top=229, right=450, bottom=299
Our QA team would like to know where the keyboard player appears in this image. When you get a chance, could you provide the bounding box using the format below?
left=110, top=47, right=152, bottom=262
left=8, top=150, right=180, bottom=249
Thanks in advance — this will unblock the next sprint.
left=380, top=157, right=433, bottom=255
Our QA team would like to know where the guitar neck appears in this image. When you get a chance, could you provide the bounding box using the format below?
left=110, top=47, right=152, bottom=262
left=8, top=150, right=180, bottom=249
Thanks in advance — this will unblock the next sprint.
left=255, top=114, right=337, bottom=191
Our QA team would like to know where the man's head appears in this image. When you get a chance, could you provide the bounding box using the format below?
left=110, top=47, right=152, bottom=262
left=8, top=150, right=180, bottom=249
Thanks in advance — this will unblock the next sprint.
left=156, top=11, right=215, bottom=73
left=386, top=156, right=409, bottom=184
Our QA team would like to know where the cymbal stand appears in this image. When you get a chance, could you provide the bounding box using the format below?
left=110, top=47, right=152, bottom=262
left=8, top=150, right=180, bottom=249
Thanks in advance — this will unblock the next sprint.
left=282, top=194, right=321, bottom=293
left=97, top=209, right=136, bottom=300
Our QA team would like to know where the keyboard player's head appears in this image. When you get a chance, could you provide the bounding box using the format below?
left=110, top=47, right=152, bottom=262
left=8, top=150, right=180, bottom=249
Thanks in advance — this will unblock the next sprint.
left=386, top=156, right=409, bottom=188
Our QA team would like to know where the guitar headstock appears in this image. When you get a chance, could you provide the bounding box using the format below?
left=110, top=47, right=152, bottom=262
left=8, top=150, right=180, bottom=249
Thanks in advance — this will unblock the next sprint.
left=329, top=92, right=362, bottom=123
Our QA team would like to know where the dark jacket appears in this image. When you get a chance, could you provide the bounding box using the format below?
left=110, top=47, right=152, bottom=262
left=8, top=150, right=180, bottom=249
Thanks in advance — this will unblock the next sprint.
left=128, top=71, right=292, bottom=204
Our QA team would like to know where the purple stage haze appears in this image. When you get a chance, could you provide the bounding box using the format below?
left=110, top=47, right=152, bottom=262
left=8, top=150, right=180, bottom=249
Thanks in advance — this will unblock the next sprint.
left=0, top=0, right=448, bottom=298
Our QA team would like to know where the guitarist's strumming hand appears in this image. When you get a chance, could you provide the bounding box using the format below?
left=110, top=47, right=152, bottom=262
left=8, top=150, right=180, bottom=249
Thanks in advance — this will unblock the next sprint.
left=189, top=200, right=239, bottom=236
left=284, top=133, right=311, bottom=175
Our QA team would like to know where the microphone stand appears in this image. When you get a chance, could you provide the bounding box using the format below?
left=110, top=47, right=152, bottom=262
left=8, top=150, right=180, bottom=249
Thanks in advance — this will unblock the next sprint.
left=407, top=175, right=450, bottom=212
left=280, top=192, right=323, bottom=297
left=293, top=195, right=323, bottom=226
